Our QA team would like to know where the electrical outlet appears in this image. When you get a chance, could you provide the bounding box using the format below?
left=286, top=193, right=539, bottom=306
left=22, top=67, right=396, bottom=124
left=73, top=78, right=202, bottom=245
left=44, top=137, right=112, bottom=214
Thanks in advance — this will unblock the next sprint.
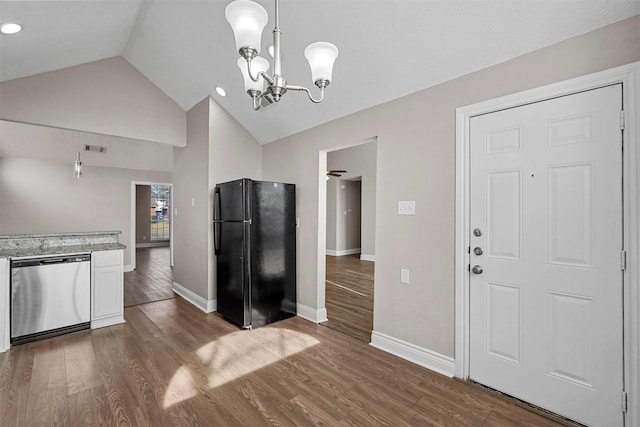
left=398, top=201, right=416, bottom=215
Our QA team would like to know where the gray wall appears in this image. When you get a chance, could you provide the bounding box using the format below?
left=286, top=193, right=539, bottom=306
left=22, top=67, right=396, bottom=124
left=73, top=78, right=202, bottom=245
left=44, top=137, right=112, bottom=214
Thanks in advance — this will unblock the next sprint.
left=325, top=179, right=338, bottom=251
left=136, top=185, right=151, bottom=244
left=261, top=16, right=640, bottom=357
left=172, top=98, right=210, bottom=300
left=326, top=140, right=377, bottom=257
left=326, top=179, right=362, bottom=253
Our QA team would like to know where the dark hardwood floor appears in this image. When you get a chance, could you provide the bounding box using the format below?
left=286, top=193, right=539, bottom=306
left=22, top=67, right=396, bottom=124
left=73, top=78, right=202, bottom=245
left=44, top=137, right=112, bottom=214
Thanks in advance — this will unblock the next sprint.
left=0, top=296, right=569, bottom=426
left=124, top=247, right=174, bottom=307
left=323, top=254, right=374, bottom=343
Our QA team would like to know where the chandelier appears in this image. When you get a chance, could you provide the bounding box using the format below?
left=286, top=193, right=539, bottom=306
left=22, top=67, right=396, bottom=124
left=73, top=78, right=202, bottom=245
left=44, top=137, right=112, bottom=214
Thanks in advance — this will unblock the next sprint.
left=225, top=0, right=339, bottom=110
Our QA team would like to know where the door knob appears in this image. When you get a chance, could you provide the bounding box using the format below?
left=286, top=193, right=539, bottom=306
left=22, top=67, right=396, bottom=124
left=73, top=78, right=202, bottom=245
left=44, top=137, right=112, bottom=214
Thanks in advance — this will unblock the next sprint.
left=473, top=247, right=483, bottom=256
left=472, top=265, right=483, bottom=274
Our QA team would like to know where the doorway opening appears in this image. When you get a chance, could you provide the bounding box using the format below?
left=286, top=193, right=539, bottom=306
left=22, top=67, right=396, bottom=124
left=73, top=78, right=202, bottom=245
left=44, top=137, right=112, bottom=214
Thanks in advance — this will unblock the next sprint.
left=128, top=182, right=174, bottom=307
left=319, top=139, right=377, bottom=343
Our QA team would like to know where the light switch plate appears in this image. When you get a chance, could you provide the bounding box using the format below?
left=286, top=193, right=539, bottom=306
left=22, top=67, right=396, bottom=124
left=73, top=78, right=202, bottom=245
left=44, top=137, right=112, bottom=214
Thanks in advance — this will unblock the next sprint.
left=398, top=201, right=416, bottom=215
left=400, top=268, right=410, bottom=284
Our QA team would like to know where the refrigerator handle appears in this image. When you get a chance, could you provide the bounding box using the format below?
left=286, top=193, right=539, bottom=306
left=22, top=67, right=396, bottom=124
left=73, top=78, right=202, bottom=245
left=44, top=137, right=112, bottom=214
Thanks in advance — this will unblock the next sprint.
left=214, top=187, right=221, bottom=255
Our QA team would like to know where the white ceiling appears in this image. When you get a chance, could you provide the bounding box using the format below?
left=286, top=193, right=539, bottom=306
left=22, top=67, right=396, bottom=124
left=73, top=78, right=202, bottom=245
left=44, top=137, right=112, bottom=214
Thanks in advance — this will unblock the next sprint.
left=1, top=0, right=638, bottom=144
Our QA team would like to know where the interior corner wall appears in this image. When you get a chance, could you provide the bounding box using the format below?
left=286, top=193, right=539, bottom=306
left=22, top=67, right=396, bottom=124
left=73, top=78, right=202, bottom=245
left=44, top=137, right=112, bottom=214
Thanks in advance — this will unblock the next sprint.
left=261, top=15, right=640, bottom=358
left=207, top=97, right=262, bottom=301
left=136, top=185, right=151, bottom=244
left=172, top=98, right=210, bottom=300
left=0, top=57, right=186, bottom=146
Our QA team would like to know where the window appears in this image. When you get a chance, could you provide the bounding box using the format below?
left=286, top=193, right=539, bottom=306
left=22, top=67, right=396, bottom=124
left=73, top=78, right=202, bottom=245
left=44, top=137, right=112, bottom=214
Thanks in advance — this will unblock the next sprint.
left=150, top=184, right=171, bottom=241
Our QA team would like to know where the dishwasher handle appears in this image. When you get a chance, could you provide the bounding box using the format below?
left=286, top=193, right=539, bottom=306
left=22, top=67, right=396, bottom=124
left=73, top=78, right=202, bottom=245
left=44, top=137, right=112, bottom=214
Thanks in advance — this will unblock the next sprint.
left=11, top=254, right=91, bottom=268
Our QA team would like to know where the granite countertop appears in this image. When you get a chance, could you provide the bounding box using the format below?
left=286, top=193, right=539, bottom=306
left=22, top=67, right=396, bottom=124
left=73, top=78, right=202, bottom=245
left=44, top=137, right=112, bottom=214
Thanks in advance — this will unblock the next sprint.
left=0, top=243, right=127, bottom=259
left=0, top=231, right=122, bottom=239
left=0, top=231, right=126, bottom=259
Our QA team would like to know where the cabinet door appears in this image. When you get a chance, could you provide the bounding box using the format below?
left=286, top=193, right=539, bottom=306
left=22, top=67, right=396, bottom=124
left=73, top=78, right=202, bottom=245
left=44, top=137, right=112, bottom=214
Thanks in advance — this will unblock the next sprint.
left=92, top=265, right=123, bottom=320
left=91, top=250, right=124, bottom=328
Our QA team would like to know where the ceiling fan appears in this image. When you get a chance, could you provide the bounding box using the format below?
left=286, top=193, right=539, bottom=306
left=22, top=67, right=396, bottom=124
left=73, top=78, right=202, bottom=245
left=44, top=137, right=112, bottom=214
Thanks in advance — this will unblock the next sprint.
left=326, top=169, right=347, bottom=177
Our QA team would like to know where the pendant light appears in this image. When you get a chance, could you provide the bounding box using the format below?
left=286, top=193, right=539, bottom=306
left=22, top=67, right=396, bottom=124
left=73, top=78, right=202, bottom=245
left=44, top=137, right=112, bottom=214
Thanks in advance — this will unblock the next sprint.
left=74, top=152, right=82, bottom=179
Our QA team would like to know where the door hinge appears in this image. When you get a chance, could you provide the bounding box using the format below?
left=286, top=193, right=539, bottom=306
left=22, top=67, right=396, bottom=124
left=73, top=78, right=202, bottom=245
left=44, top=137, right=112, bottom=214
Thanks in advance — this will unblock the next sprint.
left=621, top=250, right=627, bottom=271
left=620, top=110, right=625, bottom=130
left=622, top=391, right=628, bottom=413
left=467, top=264, right=470, bottom=272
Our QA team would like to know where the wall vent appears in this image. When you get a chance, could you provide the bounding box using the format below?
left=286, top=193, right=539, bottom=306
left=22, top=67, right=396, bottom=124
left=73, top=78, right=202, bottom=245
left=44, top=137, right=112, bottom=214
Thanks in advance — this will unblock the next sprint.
left=84, top=144, right=107, bottom=153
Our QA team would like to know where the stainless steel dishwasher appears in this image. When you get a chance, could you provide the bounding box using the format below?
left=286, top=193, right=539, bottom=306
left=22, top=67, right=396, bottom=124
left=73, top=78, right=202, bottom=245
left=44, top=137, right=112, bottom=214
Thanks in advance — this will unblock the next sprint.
left=11, top=254, right=91, bottom=345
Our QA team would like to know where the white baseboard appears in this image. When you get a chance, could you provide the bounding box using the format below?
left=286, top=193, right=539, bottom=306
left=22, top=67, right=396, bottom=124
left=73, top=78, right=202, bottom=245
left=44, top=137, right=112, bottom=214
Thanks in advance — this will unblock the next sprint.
left=172, top=281, right=216, bottom=313
left=297, top=303, right=328, bottom=323
left=124, top=264, right=134, bottom=273
left=360, top=254, right=375, bottom=262
left=370, top=331, right=455, bottom=377
left=91, top=316, right=125, bottom=329
left=326, top=248, right=361, bottom=256
left=136, top=242, right=170, bottom=248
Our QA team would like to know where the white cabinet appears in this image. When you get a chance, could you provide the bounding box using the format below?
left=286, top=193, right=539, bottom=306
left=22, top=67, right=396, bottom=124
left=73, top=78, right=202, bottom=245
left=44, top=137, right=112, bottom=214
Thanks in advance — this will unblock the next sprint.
left=0, top=258, right=8, bottom=352
left=91, top=249, right=125, bottom=329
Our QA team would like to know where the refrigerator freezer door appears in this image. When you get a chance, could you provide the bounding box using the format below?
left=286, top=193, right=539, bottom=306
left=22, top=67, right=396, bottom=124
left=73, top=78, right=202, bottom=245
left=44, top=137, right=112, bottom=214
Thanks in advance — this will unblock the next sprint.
left=250, top=181, right=297, bottom=328
left=215, top=179, right=248, bottom=221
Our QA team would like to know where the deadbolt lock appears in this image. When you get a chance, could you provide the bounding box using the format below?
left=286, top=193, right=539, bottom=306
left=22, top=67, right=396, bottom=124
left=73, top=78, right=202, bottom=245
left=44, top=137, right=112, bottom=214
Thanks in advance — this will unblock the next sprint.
left=473, top=228, right=482, bottom=237
left=473, top=247, right=483, bottom=256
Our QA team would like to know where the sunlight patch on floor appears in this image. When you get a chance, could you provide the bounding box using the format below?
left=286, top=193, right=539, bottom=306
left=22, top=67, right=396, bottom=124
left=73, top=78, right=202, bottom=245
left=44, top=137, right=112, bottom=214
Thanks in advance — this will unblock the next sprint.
left=163, top=327, right=319, bottom=409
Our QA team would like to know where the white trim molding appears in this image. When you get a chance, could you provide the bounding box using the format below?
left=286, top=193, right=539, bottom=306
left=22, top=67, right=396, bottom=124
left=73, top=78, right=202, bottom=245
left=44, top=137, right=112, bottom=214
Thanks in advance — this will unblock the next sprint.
left=326, top=248, right=361, bottom=256
left=360, top=254, right=375, bottom=262
left=136, top=242, right=170, bottom=248
left=123, top=264, right=134, bottom=273
left=296, top=303, right=328, bottom=323
left=172, top=281, right=216, bottom=313
left=455, top=61, right=640, bottom=427
left=370, top=331, right=455, bottom=378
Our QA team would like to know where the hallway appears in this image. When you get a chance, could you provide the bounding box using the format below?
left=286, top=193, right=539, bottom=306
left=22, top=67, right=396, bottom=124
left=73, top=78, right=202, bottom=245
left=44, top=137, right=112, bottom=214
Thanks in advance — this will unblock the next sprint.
left=124, top=247, right=174, bottom=307
left=322, top=255, right=374, bottom=343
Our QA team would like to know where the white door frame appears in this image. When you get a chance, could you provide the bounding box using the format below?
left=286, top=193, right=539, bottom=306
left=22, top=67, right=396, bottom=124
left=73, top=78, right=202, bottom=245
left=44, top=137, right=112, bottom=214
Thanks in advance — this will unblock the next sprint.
left=315, top=137, right=377, bottom=323
left=455, top=62, right=640, bottom=425
left=130, top=181, right=174, bottom=272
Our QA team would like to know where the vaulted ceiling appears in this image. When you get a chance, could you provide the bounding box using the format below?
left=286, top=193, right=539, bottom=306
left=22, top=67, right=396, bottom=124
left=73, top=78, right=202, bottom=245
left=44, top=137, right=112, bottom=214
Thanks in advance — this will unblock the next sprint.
left=1, top=1, right=638, bottom=144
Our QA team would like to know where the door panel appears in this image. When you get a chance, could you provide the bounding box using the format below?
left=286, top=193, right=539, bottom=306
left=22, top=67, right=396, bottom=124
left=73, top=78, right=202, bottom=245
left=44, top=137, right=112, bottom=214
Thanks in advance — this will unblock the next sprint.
left=469, top=85, right=623, bottom=427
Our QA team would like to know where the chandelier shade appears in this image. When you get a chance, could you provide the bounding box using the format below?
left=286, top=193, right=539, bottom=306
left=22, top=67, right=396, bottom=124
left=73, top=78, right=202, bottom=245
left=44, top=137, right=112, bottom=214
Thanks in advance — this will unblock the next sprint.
left=238, top=56, right=270, bottom=93
left=225, top=0, right=268, bottom=55
left=304, top=42, right=339, bottom=85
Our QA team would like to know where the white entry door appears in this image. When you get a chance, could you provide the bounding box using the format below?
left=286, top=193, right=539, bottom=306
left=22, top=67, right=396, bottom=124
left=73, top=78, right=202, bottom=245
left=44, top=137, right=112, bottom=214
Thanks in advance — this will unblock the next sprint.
left=469, top=85, right=624, bottom=426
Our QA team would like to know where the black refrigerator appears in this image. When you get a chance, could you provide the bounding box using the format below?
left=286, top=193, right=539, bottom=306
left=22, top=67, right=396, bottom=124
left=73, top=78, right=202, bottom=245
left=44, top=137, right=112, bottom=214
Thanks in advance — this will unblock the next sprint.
left=213, top=178, right=296, bottom=329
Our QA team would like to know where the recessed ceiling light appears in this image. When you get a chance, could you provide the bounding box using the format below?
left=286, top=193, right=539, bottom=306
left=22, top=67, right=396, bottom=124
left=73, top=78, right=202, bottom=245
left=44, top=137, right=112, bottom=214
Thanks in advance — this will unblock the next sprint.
left=0, top=23, right=22, bottom=35
left=215, top=86, right=227, bottom=97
